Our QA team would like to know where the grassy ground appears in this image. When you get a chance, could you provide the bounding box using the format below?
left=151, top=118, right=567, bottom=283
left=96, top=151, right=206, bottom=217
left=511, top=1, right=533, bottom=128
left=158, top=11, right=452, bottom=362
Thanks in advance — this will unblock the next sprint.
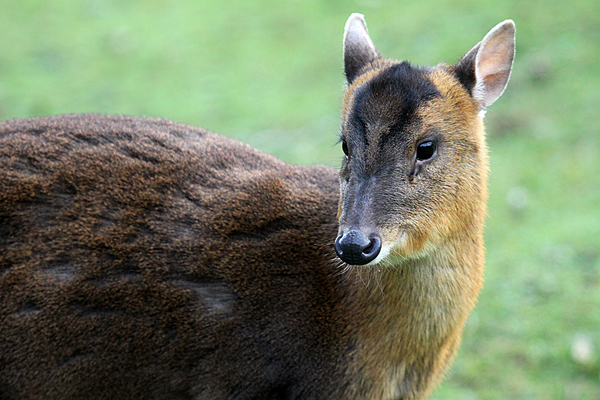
left=1, top=0, right=599, bottom=398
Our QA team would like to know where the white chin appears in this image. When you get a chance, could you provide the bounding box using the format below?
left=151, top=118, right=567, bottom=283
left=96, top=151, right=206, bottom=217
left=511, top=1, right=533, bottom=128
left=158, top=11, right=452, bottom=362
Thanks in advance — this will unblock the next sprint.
left=363, top=246, right=390, bottom=266
left=363, top=231, right=408, bottom=266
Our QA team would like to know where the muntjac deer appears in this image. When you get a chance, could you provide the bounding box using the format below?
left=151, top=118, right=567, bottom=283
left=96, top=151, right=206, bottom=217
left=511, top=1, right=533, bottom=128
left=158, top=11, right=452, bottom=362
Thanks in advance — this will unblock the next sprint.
left=0, top=14, right=515, bottom=400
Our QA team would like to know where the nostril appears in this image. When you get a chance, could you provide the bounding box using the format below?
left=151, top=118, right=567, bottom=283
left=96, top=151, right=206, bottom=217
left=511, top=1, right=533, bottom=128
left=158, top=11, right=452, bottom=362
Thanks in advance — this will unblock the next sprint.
left=363, top=236, right=381, bottom=257
left=362, top=240, right=374, bottom=255
left=334, top=234, right=344, bottom=256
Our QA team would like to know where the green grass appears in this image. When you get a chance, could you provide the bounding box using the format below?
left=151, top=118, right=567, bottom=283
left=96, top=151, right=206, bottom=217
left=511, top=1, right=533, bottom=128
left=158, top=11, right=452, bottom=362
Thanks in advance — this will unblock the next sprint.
left=1, top=0, right=599, bottom=398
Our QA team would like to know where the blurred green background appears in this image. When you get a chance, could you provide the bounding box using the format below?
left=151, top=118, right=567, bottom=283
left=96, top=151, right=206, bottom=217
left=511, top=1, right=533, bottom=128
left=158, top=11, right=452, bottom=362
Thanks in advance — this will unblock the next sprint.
left=0, top=0, right=598, bottom=398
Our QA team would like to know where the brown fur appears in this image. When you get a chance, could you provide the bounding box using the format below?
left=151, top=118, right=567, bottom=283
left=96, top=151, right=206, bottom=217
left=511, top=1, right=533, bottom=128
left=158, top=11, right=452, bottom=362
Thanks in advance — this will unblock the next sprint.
left=0, top=15, right=514, bottom=400
left=0, top=115, right=348, bottom=399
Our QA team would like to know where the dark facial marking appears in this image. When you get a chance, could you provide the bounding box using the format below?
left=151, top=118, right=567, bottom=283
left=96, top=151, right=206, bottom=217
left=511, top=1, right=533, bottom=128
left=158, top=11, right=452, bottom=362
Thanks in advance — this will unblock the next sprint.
left=351, top=62, right=439, bottom=138
left=453, top=44, right=479, bottom=95
left=344, top=62, right=441, bottom=173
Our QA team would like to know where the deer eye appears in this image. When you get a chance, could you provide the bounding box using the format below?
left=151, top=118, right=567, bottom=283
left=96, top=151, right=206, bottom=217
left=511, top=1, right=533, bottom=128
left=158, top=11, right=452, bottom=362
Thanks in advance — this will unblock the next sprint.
left=416, top=141, right=436, bottom=161
left=341, top=139, right=349, bottom=156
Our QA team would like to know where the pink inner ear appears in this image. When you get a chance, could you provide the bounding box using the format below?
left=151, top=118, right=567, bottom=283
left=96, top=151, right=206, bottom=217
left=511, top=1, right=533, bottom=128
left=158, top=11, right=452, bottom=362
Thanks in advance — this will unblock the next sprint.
left=477, top=40, right=512, bottom=79
left=474, top=22, right=515, bottom=108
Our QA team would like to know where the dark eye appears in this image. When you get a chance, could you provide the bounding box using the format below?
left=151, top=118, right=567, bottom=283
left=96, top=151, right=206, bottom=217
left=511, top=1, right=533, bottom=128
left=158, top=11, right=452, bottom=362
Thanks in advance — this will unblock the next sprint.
left=341, top=140, right=349, bottom=156
left=416, top=141, right=436, bottom=161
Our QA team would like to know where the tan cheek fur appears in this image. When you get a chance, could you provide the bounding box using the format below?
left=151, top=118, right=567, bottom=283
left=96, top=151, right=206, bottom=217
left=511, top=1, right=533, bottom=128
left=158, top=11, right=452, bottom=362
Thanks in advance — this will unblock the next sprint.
left=425, top=67, right=488, bottom=238
left=387, top=68, right=487, bottom=258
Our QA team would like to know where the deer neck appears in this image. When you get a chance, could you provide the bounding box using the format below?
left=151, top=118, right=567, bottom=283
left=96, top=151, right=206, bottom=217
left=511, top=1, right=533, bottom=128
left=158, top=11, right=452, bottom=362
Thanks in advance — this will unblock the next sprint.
left=345, top=235, right=484, bottom=399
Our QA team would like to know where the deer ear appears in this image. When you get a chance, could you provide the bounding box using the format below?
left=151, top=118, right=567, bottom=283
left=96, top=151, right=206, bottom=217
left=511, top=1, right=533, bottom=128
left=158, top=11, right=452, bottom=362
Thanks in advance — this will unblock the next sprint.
left=343, top=13, right=380, bottom=84
left=454, top=20, right=515, bottom=109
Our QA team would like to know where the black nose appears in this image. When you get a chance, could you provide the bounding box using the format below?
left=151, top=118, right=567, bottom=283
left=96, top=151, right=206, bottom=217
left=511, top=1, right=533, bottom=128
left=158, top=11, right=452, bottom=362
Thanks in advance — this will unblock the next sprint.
left=334, top=230, right=382, bottom=265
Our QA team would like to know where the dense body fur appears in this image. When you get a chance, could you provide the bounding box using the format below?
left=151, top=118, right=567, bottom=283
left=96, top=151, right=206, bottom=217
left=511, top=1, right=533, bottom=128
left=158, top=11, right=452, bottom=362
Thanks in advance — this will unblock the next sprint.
left=0, top=15, right=514, bottom=400
left=0, top=115, right=352, bottom=399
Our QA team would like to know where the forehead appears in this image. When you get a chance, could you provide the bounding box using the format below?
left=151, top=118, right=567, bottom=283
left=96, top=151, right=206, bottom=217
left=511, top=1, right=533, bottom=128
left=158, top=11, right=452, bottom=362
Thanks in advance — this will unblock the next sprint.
left=345, top=62, right=440, bottom=130
left=343, top=62, right=476, bottom=138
